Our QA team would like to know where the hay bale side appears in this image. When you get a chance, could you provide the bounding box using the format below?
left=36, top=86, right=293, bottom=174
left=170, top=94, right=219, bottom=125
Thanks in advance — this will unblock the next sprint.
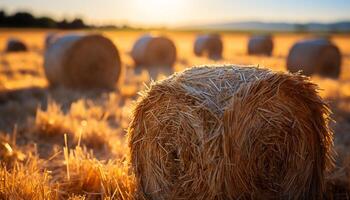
left=5, top=38, right=27, bottom=52
left=131, top=34, right=176, bottom=67
left=247, top=35, right=273, bottom=56
left=287, top=39, right=342, bottom=79
left=128, top=65, right=334, bottom=200
left=44, top=32, right=58, bottom=49
left=194, top=34, right=223, bottom=60
left=44, top=34, right=121, bottom=89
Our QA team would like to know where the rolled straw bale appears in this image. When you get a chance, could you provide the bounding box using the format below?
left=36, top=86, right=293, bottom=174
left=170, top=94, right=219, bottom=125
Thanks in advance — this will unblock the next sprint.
left=44, top=32, right=58, bottom=49
left=194, top=34, right=223, bottom=60
left=5, top=38, right=27, bottom=52
left=287, top=39, right=341, bottom=79
left=131, top=34, right=176, bottom=67
left=247, top=35, right=273, bottom=56
left=129, top=65, right=334, bottom=200
left=44, top=33, right=121, bottom=89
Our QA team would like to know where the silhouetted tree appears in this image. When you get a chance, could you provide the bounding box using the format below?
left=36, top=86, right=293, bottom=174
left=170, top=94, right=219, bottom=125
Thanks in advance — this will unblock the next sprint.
left=0, top=11, right=5, bottom=25
left=0, top=9, right=90, bottom=29
left=35, top=17, right=56, bottom=28
left=70, top=18, right=86, bottom=29
left=8, top=12, right=36, bottom=27
left=57, top=19, right=69, bottom=29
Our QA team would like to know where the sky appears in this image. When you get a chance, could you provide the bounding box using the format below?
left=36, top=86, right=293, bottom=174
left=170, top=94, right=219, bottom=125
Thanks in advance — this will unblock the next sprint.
left=1, top=0, right=350, bottom=27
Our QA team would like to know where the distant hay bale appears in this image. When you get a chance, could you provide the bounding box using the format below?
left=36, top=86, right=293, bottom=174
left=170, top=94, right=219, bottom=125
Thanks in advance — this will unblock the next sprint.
left=129, top=65, right=334, bottom=199
left=44, top=33, right=121, bottom=89
left=44, top=32, right=58, bottom=49
left=131, top=34, right=176, bottom=67
left=5, top=38, right=27, bottom=52
left=247, top=35, right=273, bottom=56
left=287, top=39, right=342, bottom=79
left=194, top=34, right=223, bottom=60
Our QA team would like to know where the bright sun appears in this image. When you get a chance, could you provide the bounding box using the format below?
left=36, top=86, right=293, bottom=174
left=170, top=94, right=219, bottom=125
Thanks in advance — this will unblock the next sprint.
left=145, top=0, right=181, bottom=8
left=131, top=0, right=185, bottom=25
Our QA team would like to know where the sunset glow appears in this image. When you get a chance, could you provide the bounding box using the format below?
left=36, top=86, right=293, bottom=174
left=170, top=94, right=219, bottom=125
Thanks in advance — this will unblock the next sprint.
left=1, top=0, right=350, bottom=26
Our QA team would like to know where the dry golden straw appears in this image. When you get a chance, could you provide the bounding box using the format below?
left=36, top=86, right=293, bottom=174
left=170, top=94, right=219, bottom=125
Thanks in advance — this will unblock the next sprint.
left=5, top=38, right=27, bottom=52
left=247, top=35, right=273, bottom=56
left=287, top=38, right=342, bottom=79
left=131, top=34, right=177, bottom=67
left=44, top=33, right=121, bottom=89
left=194, top=34, right=223, bottom=60
left=129, top=64, right=334, bottom=200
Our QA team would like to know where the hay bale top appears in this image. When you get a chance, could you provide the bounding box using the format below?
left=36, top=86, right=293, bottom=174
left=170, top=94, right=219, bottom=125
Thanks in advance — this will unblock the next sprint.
left=5, top=38, right=27, bottom=52
left=251, top=34, right=272, bottom=39
left=293, top=38, right=332, bottom=47
left=130, top=64, right=334, bottom=199
left=154, top=65, right=272, bottom=114
left=196, top=33, right=221, bottom=40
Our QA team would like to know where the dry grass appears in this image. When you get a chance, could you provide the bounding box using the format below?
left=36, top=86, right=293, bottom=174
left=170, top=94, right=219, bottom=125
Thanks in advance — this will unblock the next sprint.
left=0, top=157, right=59, bottom=200
left=0, top=145, right=137, bottom=200
left=0, top=29, right=350, bottom=199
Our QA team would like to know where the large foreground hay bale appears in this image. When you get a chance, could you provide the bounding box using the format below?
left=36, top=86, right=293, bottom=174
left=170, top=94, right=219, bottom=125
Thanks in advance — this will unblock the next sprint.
left=131, top=34, right=176, bottom=67
left=248, top=35, right=273, bottom=56
left=194, top=34, right=223, bottom=60
left=287, top=39, right=341, bottom=79
left=5, top=38, right=27, bottom=52
left=44, top=33, right=121, bottom=89
left=129, top=65, right=334, bottom=200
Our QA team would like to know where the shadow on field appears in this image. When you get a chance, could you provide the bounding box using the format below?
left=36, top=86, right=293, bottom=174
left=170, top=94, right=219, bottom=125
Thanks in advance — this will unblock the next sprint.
left=134, top=65, right=174, bottom=80
left=0, top=87, right=46, bottom=132
left=0, top=86, right=120, bottom=132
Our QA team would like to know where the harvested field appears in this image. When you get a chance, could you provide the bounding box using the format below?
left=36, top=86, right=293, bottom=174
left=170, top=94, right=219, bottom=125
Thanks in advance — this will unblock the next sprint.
left=1, top=29, right=350, bottom=199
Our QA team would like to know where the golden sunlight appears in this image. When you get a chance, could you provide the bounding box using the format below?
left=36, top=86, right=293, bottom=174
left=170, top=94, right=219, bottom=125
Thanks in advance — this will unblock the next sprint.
left=130, top=0, right=185, bottom=25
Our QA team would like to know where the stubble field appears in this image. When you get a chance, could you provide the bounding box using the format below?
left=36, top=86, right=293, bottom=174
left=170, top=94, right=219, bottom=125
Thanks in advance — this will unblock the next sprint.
left=0, top=29, right=350, bottom=199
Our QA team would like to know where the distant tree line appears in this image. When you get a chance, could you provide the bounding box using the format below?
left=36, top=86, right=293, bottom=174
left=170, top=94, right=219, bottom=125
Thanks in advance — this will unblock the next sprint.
left=0, top=10, right=89, bottom=29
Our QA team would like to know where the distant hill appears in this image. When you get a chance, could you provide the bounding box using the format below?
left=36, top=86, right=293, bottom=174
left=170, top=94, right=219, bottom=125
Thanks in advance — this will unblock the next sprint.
left=188, top=21, right=350, bottom=32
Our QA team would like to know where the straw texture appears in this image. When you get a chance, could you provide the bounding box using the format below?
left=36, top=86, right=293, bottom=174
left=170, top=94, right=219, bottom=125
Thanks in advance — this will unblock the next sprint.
left=129, top=64, right=334, bottom=200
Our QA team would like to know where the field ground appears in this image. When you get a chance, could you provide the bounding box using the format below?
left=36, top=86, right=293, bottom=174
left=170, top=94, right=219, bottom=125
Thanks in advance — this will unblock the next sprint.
left=0, top=29, right=350, bottom=199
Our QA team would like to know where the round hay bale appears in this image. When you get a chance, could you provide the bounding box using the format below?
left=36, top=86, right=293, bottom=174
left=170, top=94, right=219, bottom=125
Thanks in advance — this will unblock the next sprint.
left=44, top=32, right=58, bottom=49
left=194, top=34, right=223, bottom=60
left=247, top=35, right=273, bottom=56
left=5, top=38, right=27, bottom=52
left=131, top=34, right=176, bottom=67
left=129, top=65, right=334, bottom=199
left=287, top=39, right=342, bottom=79
left=44, top=33, right=121, bottom=89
